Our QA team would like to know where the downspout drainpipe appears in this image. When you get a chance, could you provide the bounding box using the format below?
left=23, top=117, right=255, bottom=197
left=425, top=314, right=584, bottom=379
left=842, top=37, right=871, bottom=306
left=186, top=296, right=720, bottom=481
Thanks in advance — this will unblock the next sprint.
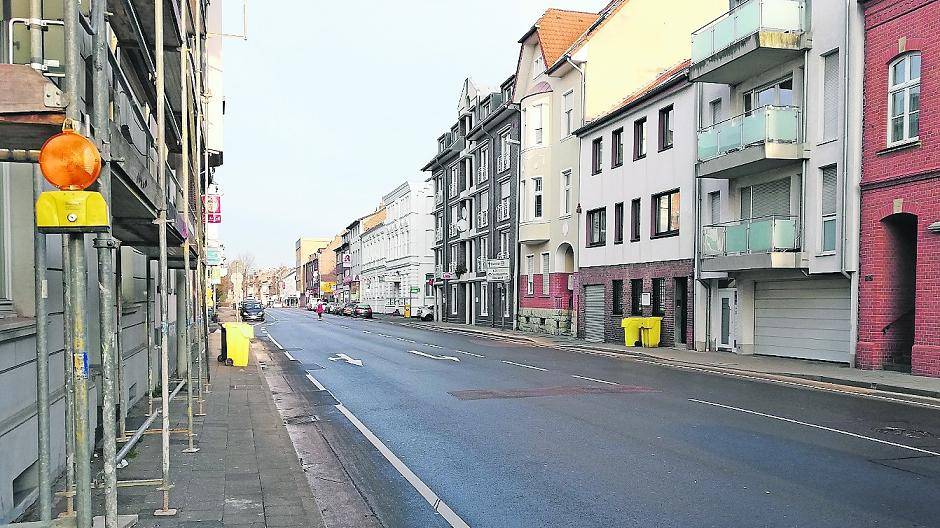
left=28, top=0, right=52, bottom=520
left=841, top=0, right=859, bottom=367
left=694, top=81, right=710, bottom=351
left=91, top=0, right=119, bottom=524
left=565, top=55, right=585, bottom=335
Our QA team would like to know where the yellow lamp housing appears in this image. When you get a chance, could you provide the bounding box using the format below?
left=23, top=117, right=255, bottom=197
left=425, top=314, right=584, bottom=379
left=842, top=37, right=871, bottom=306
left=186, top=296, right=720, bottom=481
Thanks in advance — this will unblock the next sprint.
left=36, top=190, right=110, bottom=233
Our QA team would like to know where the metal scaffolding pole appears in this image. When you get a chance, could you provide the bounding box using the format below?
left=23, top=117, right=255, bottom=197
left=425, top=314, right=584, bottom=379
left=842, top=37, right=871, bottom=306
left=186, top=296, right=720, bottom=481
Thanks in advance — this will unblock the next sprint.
left=60, top=239, right=76, bottom=518
left=91, top=0, right=119, bottom=525
left=195, top=0, right=208, bottom=410
left=28, top=0, right=52, bottom=518
left=179, top=5, right=197, bottom=453
left=146, top=261, right=154, bottom=416
left=154, top=0, right=176, bottom=516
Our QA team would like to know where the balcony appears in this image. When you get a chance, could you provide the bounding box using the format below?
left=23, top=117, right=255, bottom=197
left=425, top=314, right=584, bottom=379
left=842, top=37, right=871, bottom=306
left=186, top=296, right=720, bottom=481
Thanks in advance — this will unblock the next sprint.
left=449, top=183, right=458, bottom=196
left=477, top=210, right=489, bottom=229
left=696, top=106, right=804, bottom=179
left=690, top=0, right=808, bottom=84
left=700, top=215, right=803, bottom=272
left=449, top=224, right=458, bottom=238
left=496, top=155, right=511, bottom=174
left=478, top=165, right=488, bottom=181
left=435, top=226, right=443, bottom=241
left=496, top=202, right=511, bottom=222
left=519, top=221, right=550, bottom=245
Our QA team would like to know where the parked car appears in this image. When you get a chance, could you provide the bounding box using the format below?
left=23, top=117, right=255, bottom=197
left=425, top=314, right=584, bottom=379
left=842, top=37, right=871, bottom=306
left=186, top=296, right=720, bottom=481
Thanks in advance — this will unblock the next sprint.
left=324, top=302, right=336, bottom=314
left=414, top=305, right=434, bottom=321
left=341, top=303, right=357, bottom=316
left=240, top=300, right=265, bottom=322
left=353, top=304, right=373, bottom=318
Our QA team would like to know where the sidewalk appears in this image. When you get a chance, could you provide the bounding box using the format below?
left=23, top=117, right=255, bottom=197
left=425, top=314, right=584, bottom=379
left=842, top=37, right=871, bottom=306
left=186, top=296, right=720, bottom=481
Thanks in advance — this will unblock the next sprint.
left=35, top=318, right=324, bottom=527
left=407, top=319, right=940, bottom=405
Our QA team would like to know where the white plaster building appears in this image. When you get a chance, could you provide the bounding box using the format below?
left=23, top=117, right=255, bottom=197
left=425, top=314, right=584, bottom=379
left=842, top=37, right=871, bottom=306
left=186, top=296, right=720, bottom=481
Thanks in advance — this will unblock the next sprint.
left=382, top=180, right=436, bottom=317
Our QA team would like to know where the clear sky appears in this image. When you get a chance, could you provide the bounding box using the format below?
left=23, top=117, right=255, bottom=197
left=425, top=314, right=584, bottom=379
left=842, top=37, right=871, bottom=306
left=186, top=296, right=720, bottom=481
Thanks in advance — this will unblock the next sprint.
left=216, top=0, right=607, bottom=268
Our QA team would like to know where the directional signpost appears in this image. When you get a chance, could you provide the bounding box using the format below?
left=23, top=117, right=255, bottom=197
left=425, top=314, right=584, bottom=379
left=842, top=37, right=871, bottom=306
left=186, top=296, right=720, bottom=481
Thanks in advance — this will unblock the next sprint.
left=486, top=258, right=511, bottom=282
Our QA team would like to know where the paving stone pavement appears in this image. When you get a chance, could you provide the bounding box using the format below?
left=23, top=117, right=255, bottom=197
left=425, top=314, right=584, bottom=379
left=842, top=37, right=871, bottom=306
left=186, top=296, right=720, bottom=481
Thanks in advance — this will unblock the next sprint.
left=38, top=327, right=326, bottom=527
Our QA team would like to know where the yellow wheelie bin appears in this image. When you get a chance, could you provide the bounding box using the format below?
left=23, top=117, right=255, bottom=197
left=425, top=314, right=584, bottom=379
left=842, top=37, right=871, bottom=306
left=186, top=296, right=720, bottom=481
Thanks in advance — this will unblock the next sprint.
left=639, top=317, right=662, bottom=347
left=620, top=317, right=645, bottom=347
left=220, top=322, right=253, bottom=367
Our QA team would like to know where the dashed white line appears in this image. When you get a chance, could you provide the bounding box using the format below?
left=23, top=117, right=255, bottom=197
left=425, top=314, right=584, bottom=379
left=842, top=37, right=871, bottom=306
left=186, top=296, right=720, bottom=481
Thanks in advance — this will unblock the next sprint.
left=501, top=360, right=547, bottom=372
left=455, top=350, right=485, bottom=358
left=283, top=351, right=297, bottom=362
left=689, top=398, right=940, bottom=457
left=362, top=330, right=372, bottom=334
left=424, top=344, right=443, bottom=349
left=572, top=374, right=618, bottom=385
left=267, top=335, right=285, bottom=350
left=303, top=372, right=470, bottom=528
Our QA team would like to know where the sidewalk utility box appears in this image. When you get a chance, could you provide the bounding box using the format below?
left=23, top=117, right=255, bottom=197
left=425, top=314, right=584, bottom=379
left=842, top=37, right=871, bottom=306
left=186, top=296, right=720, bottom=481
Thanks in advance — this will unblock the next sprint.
left=221, top=322, right=253, bottom=367
left=620, top=317, right=646, bottom=347
left=639, top=317, right=662, bottom=348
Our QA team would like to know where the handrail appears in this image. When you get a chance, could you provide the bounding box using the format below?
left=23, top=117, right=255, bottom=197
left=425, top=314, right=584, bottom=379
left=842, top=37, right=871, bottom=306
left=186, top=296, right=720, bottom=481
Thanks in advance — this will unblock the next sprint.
left=882, top=309, right=914, bottom=335
left=698, top=105, right=800, bottom=133
left=702, top=214, right=798, bottom=228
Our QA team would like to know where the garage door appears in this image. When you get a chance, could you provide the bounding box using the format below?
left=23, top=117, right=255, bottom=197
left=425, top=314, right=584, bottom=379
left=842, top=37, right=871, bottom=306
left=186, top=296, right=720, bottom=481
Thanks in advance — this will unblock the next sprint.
left=754, top=277, right=851, bottom=363
left=584, top=285, right=605, bottom=343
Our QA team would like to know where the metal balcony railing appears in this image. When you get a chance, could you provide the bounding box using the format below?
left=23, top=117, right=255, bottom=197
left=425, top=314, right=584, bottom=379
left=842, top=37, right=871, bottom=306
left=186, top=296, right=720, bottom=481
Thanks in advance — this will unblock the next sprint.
left=449, top=183, right=458, bottom=196
left=478, top=165, right=488, bottom=180
left=691, top=0, right=805, bottom=64
left=477, top=210, right=489, bottom=229
left=701, top=215, right=800, bottom=257
left=449, top=261, right=458, bottom=272
left=476, top=256, right=489, bottom=272
left=697, top=105, right=801, bottom=162
left=449, top=224, right=458, bottom=237
left=435, top=226, right=443, bottom=241
left=496, top=251, right=511, bottom=260
left=435, top=191, right=443, bottom=204
left=496, top=155, right=511, bottom=173
left=496, top=202, right=511, bottom=221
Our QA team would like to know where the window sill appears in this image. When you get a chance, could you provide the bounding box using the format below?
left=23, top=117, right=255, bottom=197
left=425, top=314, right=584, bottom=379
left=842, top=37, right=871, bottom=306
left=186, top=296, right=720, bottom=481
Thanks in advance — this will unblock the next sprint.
left=634, top=154, right=647, bottom=161
left=817, top=251, right=836, bottom=257
left=592, top=170, right=602, bottom=176
left=612, top=162, right=623, bottom=169
left=658, top=144, right=674, bottom=153
left=816, top=138, right=838, bottom=147
left=586, top=242, right=606, bottom=248
left=558, top=214, right=572, bottom=220
left=614, top=240, right=623, bottom=245
left=878, top=140, right=920, bottom=155
left=650, top=231, right=679, bottom=239
left=630, top=237, right=641, bottom=243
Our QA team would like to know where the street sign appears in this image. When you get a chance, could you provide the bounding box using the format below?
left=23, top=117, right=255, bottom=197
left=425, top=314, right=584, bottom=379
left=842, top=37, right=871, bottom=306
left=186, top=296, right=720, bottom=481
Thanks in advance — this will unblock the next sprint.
left=487, top=258, right=510, bottom=270
left=204, top=194, right=221, bottom=223
left=209, top=266, right=222, bottom=285
left=486, top=268, right=511, bottom=282
left=206, top=246, right=223, bottom=266
left=410, top=287, right=421, bottom=294
left=441, top=272, right=456, bottom=280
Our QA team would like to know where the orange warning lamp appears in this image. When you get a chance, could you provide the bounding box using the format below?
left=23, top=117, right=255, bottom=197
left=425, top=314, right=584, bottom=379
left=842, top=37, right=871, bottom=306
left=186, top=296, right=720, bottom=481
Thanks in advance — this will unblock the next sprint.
left=38, top=130, right=102, bottom=190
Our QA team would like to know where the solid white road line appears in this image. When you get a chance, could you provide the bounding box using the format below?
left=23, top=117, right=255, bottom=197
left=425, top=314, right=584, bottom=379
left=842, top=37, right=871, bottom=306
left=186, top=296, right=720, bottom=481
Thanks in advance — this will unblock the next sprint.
left=334, top=404, right=471, bottom=528
left=283, top=351, right=297, bottom=362
left=455, top=350, right=485, bottom=358
left=409, top=350, right=460, bottom=362
left=501, top=360, right=547, bottom=372
left=303, top=372, right=471, bottom=528
left=268, top=335, right=285, bottom=350
left=689, top=398, right=940, bottom=457
left=571, top=374, right=618, bottom=386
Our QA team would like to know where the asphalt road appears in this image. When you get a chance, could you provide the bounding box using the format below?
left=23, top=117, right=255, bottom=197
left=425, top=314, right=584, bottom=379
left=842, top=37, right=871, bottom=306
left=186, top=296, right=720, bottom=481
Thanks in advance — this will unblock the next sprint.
left=258, top=308, right=940, bottom=528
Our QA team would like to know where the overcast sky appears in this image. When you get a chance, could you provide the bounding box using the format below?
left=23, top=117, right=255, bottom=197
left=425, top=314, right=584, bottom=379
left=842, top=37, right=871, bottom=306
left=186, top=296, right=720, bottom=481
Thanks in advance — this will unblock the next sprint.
left=216, top=0, right=607, bottom=268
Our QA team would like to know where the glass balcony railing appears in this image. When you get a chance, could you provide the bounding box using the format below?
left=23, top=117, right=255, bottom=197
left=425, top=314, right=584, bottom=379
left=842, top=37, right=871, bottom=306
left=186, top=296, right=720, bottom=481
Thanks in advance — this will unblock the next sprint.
left=697, top=106, right=800, bottom=162
left=691, top=0, right=804, bottom=64
left=701, top=215, right=800, bottom=257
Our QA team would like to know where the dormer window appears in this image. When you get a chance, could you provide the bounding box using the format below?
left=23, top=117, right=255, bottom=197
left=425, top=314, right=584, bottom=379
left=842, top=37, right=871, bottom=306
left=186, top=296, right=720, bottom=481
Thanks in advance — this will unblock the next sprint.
left=532, top=54, right=545, bottom=79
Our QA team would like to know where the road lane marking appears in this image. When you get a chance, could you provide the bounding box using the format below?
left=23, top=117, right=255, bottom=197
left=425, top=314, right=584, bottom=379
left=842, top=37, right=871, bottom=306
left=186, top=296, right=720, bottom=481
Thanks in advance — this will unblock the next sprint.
left=572, top=374, right=618, bottom=386
left=455, top=350, right=485, bottom=358
left=304, top=372, right=326, bottom=390
left=501, top=360, right=547, bottom=372
left=333, top=403, right=470, bottom=528
left=397, top=337, right=417, bottom=343
left=268, top=335, right=285, bottom=350
left=689, top=398, right=940, bottom=457
left=362, top=330, right=372, bottom=334
left=424, top=343, right=443, bottom=349
left=328, top=354, right=364, bottom=367
left=283, top=351, right=297, bottom=362
left=409, top=350, right=460, bottom=362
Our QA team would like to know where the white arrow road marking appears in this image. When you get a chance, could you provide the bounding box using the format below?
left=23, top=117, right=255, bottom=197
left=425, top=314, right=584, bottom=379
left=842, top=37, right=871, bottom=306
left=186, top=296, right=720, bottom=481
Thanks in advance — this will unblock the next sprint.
left=501, top=360, right=547, bottom=372
left=329, top=354, right=364, bottom=367
left=690, top=398, right=940, bottom=457
left=455, top=350, right=485, bottom=358
left=409, top=350, right=460, bottom=362
left=572, top=374, right=617, bottom=385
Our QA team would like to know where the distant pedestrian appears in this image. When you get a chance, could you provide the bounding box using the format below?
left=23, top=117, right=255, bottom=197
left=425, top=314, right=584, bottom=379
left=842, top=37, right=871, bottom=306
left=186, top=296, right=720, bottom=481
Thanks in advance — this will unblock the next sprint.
left=315, top=302, right=324, bottom=320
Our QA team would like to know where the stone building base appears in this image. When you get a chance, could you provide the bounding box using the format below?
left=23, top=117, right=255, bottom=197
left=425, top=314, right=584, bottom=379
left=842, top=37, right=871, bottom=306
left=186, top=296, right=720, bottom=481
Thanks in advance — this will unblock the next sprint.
left=518, top=307, right=572, bottom=336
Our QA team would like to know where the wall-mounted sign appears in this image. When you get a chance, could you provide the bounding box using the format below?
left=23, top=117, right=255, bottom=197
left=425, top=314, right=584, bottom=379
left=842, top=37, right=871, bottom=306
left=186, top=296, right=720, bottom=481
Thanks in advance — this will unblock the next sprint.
left=441, top=272, right=456, bottom=280
left=206, top=247, right=223, bottom=266
left=486, top=268, right=511, bottom=282
left=320, top=281, right=335, bottom=294
left=204, top=194, right=222, bottom=223
left=641, top=292, right=651, bottom=306
left=342, top=254, right=351, bottom=264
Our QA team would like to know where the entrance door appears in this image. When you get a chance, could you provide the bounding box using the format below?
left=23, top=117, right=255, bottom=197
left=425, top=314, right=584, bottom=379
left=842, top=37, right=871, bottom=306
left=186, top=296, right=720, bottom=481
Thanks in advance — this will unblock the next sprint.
left=882, top=213, right=917, bottom=371
left=717, top=288, right=736, bottom=350
left=584, top=285, right=605, bottom=343
left=674, top=277, right=688, bottom=345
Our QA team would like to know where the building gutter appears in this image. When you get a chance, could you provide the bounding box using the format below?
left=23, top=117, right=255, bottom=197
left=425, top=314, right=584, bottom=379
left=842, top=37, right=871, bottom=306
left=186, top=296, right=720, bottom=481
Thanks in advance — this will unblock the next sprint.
left=842, top=0, right=860, bottom=367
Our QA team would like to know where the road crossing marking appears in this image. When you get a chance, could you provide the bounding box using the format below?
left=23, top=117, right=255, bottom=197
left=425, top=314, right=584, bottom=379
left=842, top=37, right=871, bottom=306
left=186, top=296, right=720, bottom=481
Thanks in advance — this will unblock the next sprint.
left=409, top=350, right=460, bottom=362
left=329, top=353, right=364, bottom=367
left=572, top=374, right=618, bottom=385
left=455, top=350, right=485, bottom=358
left=501, top=360, right=547, bottom=372
left=689, top=398, right=940, bottom=457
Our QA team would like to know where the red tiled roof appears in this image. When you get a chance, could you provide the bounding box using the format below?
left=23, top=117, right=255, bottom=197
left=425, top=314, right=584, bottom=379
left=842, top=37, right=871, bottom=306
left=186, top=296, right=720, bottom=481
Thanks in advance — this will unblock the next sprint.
left=534, top=9, right=598, bottom=67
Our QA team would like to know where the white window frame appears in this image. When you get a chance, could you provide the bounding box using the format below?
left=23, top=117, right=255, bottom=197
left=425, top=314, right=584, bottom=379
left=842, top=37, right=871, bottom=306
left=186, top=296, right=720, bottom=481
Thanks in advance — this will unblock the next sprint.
left=541, top=252, right=550, bottom=295
left=532, top=104, right=544, bottom=146
left=532, top=177, right=543, bottom=219
left=451, top=284, right=458, bottom=315
left=0, top=166, right=11, bottom=306
left=480, top=282, right=488, bottom=316
left=887, top=52, right=921, bottom=147
left=532, top=54, right=544, bottom=79
left=820, top=165, right=838, bottom=254
left=526, top=255, right=535, bottom=295
left=560, top=169, right=572, bottom=216
left=562, top=90, right=574, bottom=137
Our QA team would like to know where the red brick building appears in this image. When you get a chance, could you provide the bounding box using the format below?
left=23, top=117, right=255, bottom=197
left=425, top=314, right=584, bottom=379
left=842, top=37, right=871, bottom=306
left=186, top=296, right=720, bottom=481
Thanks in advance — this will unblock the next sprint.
left=858, top=0, right=940, bottom=376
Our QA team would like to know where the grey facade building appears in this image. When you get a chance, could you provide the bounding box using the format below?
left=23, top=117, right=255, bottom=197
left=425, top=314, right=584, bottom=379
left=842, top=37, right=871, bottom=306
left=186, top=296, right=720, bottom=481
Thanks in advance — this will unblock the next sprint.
left=424, top=77, right=520, bottom=327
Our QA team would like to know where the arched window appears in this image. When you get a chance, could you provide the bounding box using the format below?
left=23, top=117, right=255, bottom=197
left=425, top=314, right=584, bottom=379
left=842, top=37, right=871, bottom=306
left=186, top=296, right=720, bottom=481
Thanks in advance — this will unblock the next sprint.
left=888, top=52, right=921, bottom=145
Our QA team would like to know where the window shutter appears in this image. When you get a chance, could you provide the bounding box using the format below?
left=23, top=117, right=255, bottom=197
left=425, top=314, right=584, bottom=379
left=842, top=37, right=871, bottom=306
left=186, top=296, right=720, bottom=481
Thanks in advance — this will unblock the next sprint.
left=710, top=192, right=721, bottom=224
left=822, top=166, right=838, bottom=215
left=751, top=178, right=791, bottom=218
left=823, top=52, right=840, bottom=140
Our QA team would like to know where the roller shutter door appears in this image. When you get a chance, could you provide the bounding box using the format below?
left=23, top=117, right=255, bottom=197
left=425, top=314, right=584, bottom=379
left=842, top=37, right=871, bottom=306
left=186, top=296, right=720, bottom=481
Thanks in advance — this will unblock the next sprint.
left=584, top=285, right=605, bottom=343
left=754, top=277, right=851, bottom=363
